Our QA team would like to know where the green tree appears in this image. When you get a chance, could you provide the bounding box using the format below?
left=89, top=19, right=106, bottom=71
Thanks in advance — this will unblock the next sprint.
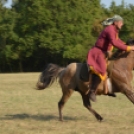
left=0, top=4, right=17, bottom=72
left=10, top=0, right=104, bottom=71
left=3, top=0, right=134, bottom=72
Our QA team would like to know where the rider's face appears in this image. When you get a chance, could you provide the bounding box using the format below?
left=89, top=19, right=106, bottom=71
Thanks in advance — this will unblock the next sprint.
left=114, top=21, right=123, bottom=30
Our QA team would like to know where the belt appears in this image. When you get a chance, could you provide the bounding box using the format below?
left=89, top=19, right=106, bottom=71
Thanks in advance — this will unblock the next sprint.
left=95, top=46, right=105, bottom=52
left=95, top=46, right=112, bottom=59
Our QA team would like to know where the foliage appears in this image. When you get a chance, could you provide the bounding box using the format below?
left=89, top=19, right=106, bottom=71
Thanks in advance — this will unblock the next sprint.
left=0, top=0, right=134, bottom=72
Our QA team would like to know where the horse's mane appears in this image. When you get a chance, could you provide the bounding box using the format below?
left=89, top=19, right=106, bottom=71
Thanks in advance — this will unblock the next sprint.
left=111, top=39, right=134, bottom=59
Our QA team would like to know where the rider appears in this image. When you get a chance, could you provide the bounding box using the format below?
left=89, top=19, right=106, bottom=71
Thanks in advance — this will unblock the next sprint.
left=87, top=15, right=134, bottom=102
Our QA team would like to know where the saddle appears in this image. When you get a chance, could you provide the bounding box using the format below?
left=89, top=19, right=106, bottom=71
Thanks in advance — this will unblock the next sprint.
left=79, top=63, right=115, bottom=96
left=79, top=63, right=89, bottom=82
left=79, top=51, right=114, bottom=82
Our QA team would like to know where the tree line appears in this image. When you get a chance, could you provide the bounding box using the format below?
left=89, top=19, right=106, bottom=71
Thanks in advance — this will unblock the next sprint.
left=0, top=0, right=134, bottom=72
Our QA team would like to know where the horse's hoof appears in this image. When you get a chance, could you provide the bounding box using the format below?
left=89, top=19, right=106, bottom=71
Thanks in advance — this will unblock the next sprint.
left=107, top=93, right=116, bottom=97
left=99, top=117, right=103, bottom=122
left=97, top=117, right=103, bottom=122
left=96, top=115, right=103, bottom=122
left=59, top=118, right=63, bottom=121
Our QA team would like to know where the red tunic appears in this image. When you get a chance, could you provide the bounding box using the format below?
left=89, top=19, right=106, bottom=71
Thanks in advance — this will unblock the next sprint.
left=87, top=24, right=128, bottom=80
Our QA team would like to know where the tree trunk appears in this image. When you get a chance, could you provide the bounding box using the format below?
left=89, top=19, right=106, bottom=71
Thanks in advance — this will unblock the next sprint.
left=19, top=59, right=23, bottom=72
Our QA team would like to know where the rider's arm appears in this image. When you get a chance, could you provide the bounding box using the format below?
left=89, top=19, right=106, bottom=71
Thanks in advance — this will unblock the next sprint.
left=106, top=26, right=131, bottom=51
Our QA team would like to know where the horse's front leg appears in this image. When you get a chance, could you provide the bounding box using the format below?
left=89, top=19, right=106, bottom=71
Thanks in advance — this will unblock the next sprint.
left=120, top=83, right=134, bottom=104
left=80, top=92, right=103, bottom=121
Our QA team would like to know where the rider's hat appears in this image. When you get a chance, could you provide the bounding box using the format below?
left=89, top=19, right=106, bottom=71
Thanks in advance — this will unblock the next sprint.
left=102, top=15, right=123, bottom=26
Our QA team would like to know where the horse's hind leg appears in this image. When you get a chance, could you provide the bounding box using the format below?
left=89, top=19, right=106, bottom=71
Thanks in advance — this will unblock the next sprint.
left=80, top=92, right=103, bottom=121
left=58, top=89, right=74, bottom=121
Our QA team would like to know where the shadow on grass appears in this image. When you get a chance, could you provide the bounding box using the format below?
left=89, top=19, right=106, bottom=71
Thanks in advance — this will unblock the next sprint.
left=0, top=113, right=80, bottom=121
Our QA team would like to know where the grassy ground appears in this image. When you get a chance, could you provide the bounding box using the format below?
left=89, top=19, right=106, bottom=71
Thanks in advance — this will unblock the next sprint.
left=0, top=73, right=134, bottom=134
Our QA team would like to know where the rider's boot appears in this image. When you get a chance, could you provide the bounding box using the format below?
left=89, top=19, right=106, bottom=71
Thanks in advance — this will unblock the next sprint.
left=89, top=74, right=101, bottom=102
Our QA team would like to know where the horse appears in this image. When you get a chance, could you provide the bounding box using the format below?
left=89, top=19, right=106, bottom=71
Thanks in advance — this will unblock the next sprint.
left=36, top=40, right=134, bottom=122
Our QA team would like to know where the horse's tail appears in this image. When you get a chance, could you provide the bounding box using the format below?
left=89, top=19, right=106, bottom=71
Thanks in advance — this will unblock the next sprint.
left=36, top=63, right=64, bottom=90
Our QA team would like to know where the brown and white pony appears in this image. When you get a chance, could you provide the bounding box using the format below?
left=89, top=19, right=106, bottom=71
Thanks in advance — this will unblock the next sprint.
left=36, top=40, right=134, bottom=121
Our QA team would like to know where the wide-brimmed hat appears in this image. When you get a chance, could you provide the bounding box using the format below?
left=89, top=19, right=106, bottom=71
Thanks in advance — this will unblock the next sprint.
left=102, top=15, right=123, bottom=26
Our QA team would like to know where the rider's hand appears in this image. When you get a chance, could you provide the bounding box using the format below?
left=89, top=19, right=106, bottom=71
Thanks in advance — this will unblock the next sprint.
left=130, top=46, right=134, bottom=51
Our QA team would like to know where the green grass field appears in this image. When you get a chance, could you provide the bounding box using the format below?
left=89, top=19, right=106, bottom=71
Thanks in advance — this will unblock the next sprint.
left=1, top=73, right=134, bottom=134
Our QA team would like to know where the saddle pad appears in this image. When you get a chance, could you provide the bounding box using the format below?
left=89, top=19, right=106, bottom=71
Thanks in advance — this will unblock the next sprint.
left=79, top=63, right=89, bottom=82
left=107, top=78, right=113, bottom=93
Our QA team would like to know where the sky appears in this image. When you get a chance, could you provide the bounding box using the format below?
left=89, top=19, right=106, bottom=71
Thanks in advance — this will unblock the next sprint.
left=4, top=0, right=134, bottom=8
left=4, top=0, right=12, bottom=8
left=101, top=0, right=134, bottom=7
